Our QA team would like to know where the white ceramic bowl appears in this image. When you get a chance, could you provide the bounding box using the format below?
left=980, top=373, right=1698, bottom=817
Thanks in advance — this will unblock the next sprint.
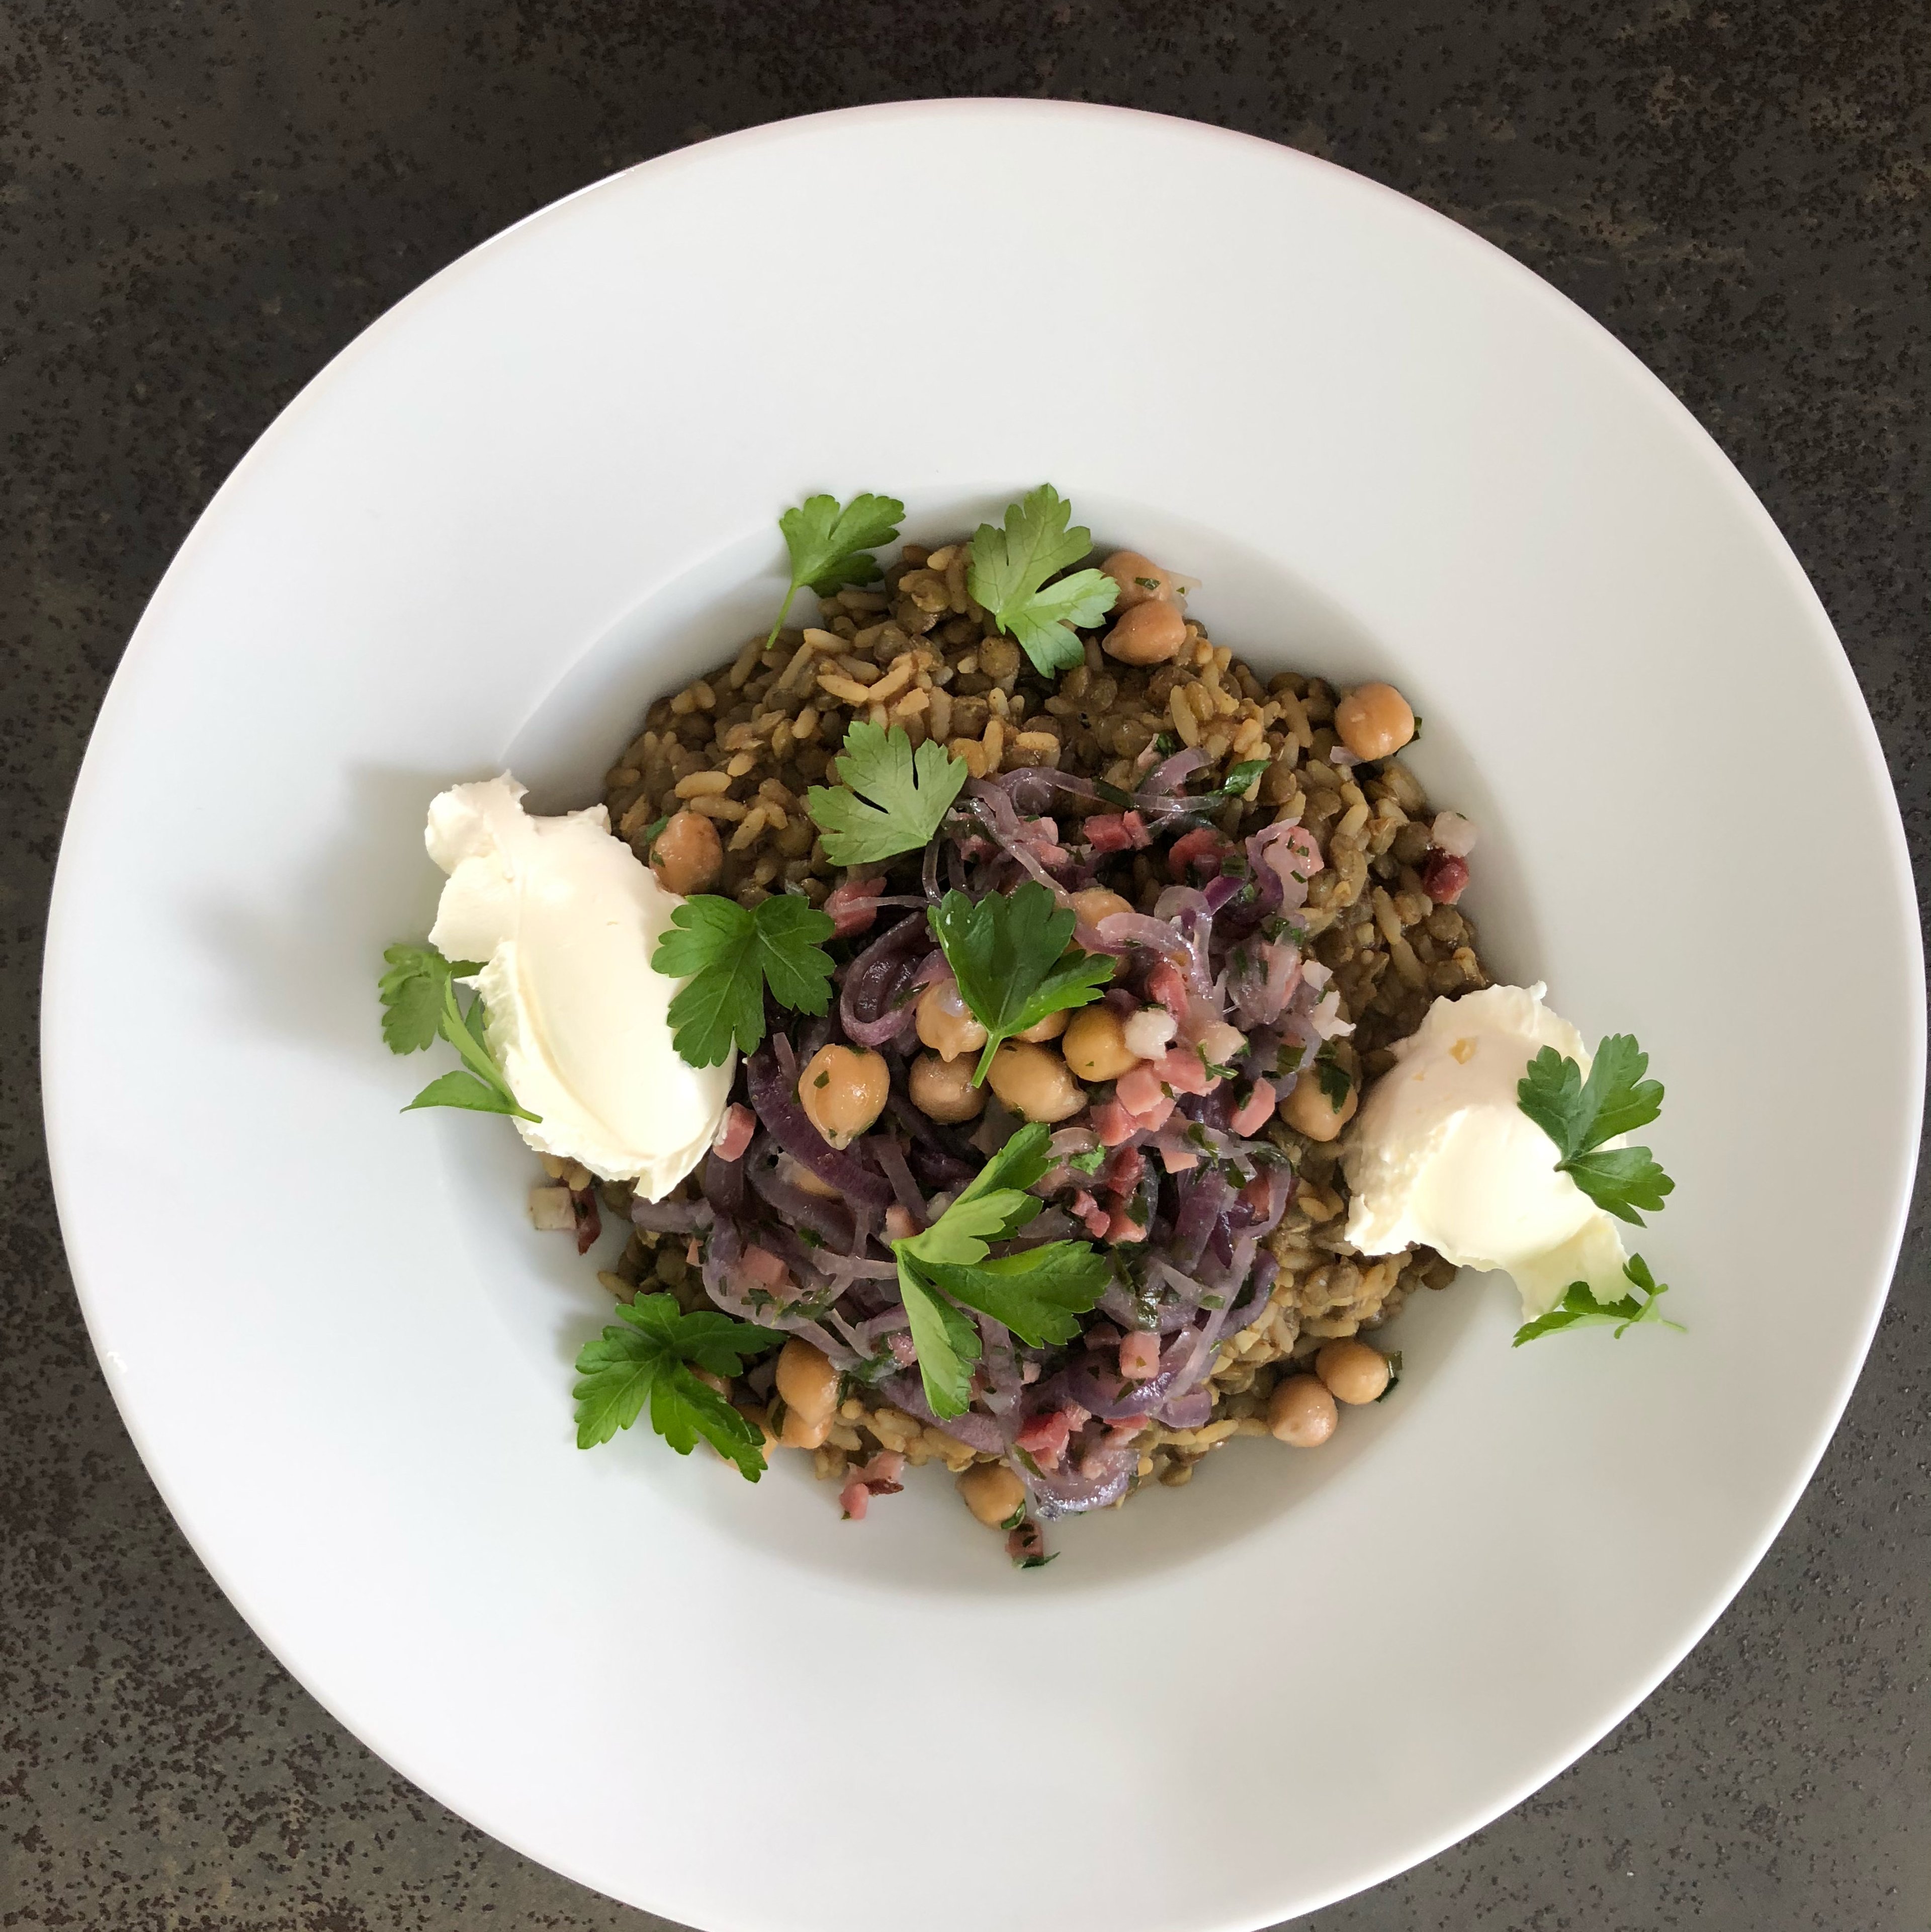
left=43, top=102, right=1922, bottom=1931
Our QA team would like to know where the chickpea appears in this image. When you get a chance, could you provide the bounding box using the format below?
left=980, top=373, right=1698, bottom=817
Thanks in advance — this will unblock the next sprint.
left=776, top=1338, right=838, bottom=1450
left=1099, top=550, right=1181, bottom=609
left=1062, top=1005, right=1143, bottom=1082
left=958, top=1460, right=1027, bottom=1529
left=1071, top=886, right=1134, bottom=928
left=1315, top=1339, right=1390, bottom=1405
left=1268, top=1373, right=1338, bottom=1447
left=916, top=979, right=988, bottom=1061
left=1282, top=1067, right=1359, bottom=1142
left=1334, top=682, right=1415, bottom=762
left=1015, top=1007, right=1070, bottom=1044
left=1103, top=599, right=1188, bottom=667
left=909, top=1050, right=987, bottom=1124
left=648, top=808, right=723, bottom=896
left=986, top=1042, right=1086, bottom=1123
left=798, top=1043, right=889, bottom=1150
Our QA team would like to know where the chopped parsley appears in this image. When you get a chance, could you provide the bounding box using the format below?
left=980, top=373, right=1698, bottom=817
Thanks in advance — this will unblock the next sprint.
left=1193, top=757, right=1270, bottom=804
left=930, top=880, right=1113, bottom=1083
left=1517, top=1033, right=1675, bottom=1224
left=573, top=1294, right=787, bottom=1476
left=967, top=485, right=1118, bottom=676
left=806, top=719, right=969, bottom=866
left=766, top=492, right=905, bottom=647
left=651, top=892, right=836, bottom=1067
left=1314, top=1042, right=1352, bottom=1109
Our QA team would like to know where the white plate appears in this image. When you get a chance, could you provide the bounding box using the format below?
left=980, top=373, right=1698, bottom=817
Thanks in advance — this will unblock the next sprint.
left=42, top=102, right=1922, bottom=1930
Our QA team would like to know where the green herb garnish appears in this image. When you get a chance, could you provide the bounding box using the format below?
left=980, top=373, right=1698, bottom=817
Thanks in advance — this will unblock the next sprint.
left=1068, top=1146, right=1107, bottom=1175
left=651, top=893, right=836, bottom=1067
left=573, top=1294, right=787, bottom=1476
left=806, top=719, right=970, bottom=866
left=1314, top=1043, right=1352, bottom=1110
left=766, top=492, right=906, bottom=648
left=1517, top=1034, right=1674, bottom=1224
left=891, top=1123, right=1112, bottom=1418
left=967, top=485, right=1118, bottom=676
left=1512, top=1255, right=1684, bottom=1345
left=930, top=880, right=1113, bottom=1083
left=1196, top=757, right=1270, bottom=803
left=378, top=942, right=540, bottom=1120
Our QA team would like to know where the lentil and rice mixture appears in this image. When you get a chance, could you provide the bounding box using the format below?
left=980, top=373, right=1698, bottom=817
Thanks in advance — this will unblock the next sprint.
left=551, top=533, right=1486, bottom=1558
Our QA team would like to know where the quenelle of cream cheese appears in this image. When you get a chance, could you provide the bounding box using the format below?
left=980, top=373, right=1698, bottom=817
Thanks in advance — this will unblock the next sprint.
left=1343, top=983, right=1628, bottom=1318
left=424, top=774, right=732, bottom=1200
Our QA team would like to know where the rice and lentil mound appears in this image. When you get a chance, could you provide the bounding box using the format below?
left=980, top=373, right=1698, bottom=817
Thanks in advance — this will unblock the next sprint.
left=579, top=535, right=1487, bottom=1522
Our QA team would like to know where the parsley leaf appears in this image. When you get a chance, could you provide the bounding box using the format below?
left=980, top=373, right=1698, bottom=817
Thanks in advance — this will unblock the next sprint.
left=806, top=720, right=969, bottom=866
left=890, top=1124, right=1111, bottom=1414
left=1068, top=1146, right=1106, bottom=1175
left=899, top=1123, right=1049, bottom=1269
left=921, top=1244, right=1112, bottom=1349
left=380, top=941, right=540, bottom=1121
left=379, top=942, right=483, bottom=1054
left=1518, top=1034, right=1674, bottom=1225
left=930, top=881, right=1113, bottom=1083
left=967, top=485, right=1118, bottom=676
left=1512, top=1254, right=1685, bottom=1346
left=894, top=1264, right=981, bottom=1418
left=574, top=1293, right=787, bottom=1476
left=652, top=893, right=836, bottom=1068
left=767, top=492, right=905, bottom=647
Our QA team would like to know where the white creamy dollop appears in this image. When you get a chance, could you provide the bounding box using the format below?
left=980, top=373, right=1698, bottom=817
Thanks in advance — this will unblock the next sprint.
left=1343, top=983, right=1628, bottom=1317
left=424, top=774, right=733, bottom=1200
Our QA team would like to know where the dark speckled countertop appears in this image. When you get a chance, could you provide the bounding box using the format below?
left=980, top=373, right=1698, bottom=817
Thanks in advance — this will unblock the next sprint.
left=4, top=6, right=1926, bottom=1928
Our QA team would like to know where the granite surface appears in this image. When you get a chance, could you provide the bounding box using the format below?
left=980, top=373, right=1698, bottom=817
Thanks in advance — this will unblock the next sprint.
left=4, top=4, right=1927, bottom=1927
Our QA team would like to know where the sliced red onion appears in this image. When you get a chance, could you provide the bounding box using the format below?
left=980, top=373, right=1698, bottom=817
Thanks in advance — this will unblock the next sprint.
left=700, top=1219, right=853, bottom=1365
left=839, top=911, right=932, bottom=1050
left=1249, top=817, right=1320, bottom=911
left=879, top=1372, right=1005, bottom=1453
left=746, top=1150, right=858, bottom=1250
left=1157, top=1388, right=1213, bottom=1430
left=1024, top=1438, right=1136, bottom=1517
left=966, top=784, right=1079, bottom=907
left=745, top=1048, right=894, bottom=1210
left=1169, top=1168, right=1235, bottom=1272
left=1140, top=745, right=1209, bottom=797
left=1201, top=872, right=1245, bottom=913
left=630, top=1193, right=714, bottom=1234
left=866, top=1132, right=928, bottom=1222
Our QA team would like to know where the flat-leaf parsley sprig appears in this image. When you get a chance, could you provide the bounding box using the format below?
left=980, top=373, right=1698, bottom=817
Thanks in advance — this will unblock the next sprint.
left=891, top=1123, right=1112, bottom=1419
left=1513, top=1255, right=1683, bottom=1346
left=967, top=485, right=1119, bottom=677
left=1517, top=1033, right=1674, bottom=1225
left=377, top=942, right=540, bottom=1121
left=573, top=1294, right=787, bottom=1477
left=651, top=893, right=836, bottom=1068
left=930, top=880, right=1114, bottom=1084
left=766, top=492, right=906, bottom=648
left=806, top=720, right=969, bottom=867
